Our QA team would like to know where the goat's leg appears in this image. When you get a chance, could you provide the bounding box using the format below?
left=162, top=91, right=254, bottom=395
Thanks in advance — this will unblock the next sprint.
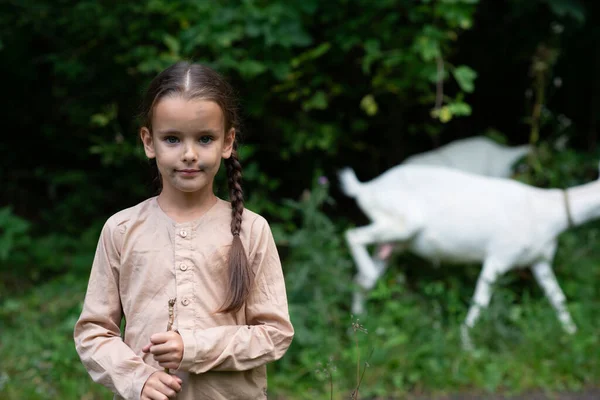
left=531, top=261, right=577, bottom=334
left=461, top=258, right=504, bottom=350
left=345, top=224, right=410, bottom=314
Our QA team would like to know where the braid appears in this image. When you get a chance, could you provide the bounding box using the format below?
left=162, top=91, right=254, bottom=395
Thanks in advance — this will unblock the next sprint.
left=219, top=143, right=252, bottom=313
left=227, top=143, right=244, bottom=236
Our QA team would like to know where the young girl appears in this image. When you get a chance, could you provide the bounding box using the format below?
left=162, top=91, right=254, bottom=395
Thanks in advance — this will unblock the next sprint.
left=74, top=61, right=294, bottom=400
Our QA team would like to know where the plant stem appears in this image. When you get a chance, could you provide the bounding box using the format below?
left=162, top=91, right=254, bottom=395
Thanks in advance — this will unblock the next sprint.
left=356, top=336, right=360, bottom=400
left=164, top=298, right=176, bottom=374
left=530, top=72, right=545, bottom=147
left=435, top=54, right=444, bottom=111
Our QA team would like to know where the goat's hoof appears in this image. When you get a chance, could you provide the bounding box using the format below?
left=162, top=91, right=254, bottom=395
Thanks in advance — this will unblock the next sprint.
left=351, top=301, right=365, bottom=316
left=351, top=304, right=365, bottom=315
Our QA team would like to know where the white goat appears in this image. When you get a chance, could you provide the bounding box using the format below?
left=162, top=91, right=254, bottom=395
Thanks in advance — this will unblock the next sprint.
left=402, top=136, right=531, bottom=177
left=375, top=136, right=531, bottom=261
left=339, top=163, right=600, bottom=348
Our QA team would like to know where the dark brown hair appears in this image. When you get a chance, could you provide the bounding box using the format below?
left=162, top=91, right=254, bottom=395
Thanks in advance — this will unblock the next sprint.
left=140, top=61, right=251, bottom=313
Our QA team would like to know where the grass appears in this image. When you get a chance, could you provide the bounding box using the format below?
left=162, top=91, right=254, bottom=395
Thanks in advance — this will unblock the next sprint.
left=269, top=222, right=600, bottom=399
left=1, top=223, right=599, bottom=400
left=0, top=274, right=111, bottom=400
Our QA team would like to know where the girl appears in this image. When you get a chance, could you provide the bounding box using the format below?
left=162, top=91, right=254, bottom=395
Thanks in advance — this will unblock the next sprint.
left=74, top=61, right=294, bottom=400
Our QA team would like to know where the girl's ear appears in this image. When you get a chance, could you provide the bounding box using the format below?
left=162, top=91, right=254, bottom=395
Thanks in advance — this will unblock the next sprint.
left=140, top=127, right=156, bottom=159
left=222, top=128, right=235, bottom=159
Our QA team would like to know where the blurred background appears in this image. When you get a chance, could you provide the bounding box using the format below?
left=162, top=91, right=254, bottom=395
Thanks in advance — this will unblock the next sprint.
left=1, top=0, right=599, bottom=399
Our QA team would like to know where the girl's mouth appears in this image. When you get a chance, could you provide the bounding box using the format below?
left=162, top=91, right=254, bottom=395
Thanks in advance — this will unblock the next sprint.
left=177, top=169, right=201, bottom=176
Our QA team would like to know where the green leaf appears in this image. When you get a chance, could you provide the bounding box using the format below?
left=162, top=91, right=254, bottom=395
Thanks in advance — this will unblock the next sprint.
left=163, top=34, right=180, bottom=55
left=90, top=114, right=110, bottom=127
left=303, top=90, right=328, bottom=111
left=360, top=94, right=378, bottom=116
left=291, top=42, right=331, bottom=68
left=415, top=35, right=440, bottom=61
left=545, top=0, right=586, bottom=23
left=452, top=65, right=477, bottom=93
left=237, top=59, right=267, bottom=78
left=362, top=39, right=382, bottom=73
left=447, top=100, right=472, bottom=116
left=439, top=106, right=453, bottom=123
left=440, top=0, right=479, bottom=4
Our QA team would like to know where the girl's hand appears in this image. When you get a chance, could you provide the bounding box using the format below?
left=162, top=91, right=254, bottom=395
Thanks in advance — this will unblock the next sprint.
left=142, top=331, right=184, bottom=370
left=141, top=371, right=182, bottom=400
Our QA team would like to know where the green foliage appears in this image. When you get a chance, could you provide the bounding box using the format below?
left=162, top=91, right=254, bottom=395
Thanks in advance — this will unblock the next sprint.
left=516, top=140, right=600, bottom=188
left=0, top=211, right=100, bottom=290
left=544, top=0, right=586, bottom=23
left=1, top=0, right=482, bottom=234
left=0, top=207, right=30, bottom=262
left=0, top=274, right=110, bottom=399
left=272, top=174, right=354, bottom=358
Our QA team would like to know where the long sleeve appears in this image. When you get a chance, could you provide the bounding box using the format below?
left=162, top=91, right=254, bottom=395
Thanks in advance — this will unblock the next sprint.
left=177, top=216, right=294, bottom=373
left=74, top=219, right=157, bottom=400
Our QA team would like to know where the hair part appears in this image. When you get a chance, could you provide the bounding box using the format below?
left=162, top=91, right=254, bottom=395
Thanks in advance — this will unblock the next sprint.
left=140, top=61, right=252, bottom=313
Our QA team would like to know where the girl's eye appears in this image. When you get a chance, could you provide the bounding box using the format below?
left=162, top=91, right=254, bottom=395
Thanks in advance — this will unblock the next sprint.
left=165, top=136, right=179, bottom=144
left=199, top=136, right=213, bottom=144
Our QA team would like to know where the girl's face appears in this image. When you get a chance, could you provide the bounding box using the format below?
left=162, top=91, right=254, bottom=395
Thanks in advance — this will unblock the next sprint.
left=140, top=96, right=234, bottom=197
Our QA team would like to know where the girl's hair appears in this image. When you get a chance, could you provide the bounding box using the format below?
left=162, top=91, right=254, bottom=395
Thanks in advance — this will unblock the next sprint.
left=140, top=61, right=251, bottom=314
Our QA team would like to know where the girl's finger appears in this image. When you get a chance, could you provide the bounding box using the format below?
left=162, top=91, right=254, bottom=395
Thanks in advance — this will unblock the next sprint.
left=157, top=358, right=178, bottom=368
left=146, top=387, right=169, bottom=400
left=150, top=332, right=170, bottom=344
left=158, top=373, right=182, bottom=392
left=158, top=383, right=177, bottom=399
left=153, top=353, right=173, bottom=363
left=149, top=344, right=170, bottom=355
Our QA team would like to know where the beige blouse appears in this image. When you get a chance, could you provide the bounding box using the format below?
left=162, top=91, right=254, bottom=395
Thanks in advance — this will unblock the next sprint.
left=74, top=197, right=294, bottom=400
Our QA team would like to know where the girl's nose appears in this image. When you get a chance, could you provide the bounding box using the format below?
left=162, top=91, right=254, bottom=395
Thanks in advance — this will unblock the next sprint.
left=182, top=142, right=198, bottom=162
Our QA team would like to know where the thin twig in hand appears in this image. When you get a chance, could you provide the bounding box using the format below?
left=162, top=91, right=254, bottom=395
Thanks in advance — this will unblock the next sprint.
left=164, top=298, right=176, bottom=373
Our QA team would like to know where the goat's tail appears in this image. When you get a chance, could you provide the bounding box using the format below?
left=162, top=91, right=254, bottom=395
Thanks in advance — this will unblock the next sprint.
left=338, top=167, right=362, bottom=198
left=511, top=144, right=532, bottom=159
left=505, top=144, right=531, bottom=167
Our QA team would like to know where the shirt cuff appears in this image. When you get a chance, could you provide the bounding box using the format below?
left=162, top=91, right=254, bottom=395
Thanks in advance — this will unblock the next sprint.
left=177, top=328, right=198, bottom=372
left=132, top=363, right=160, bottom=400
